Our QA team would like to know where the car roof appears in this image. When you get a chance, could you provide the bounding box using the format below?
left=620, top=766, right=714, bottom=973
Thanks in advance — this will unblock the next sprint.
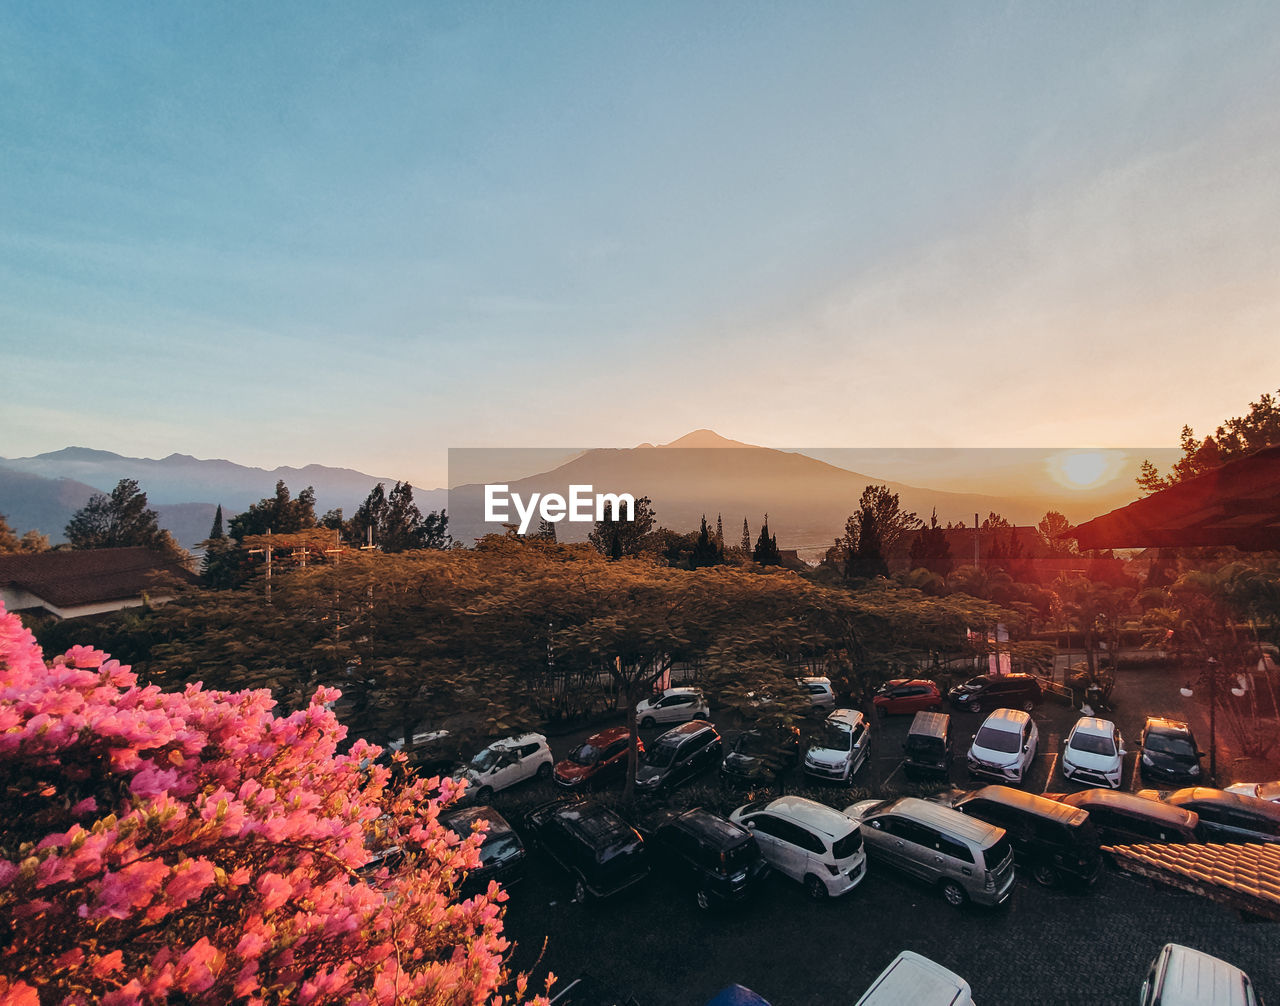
left=1144, top=716, right=1192, bottom=735
left=962, top=785, right=1090, bottom=826
left=585, top=725, right=631, bottom=746
left=1070, top=716, right=1116, bottom=736
left=828, top=708, right=866, bottom=727
left=656, top=720, right=717, bottom=742
left=659, top=686, right=703, bottom=696
left=757, top=796, right=855, bottom=839
left=879, top=797, right=1005, bottom=844
left=978, top=707, right=1030, bottom=728
left=490, top=732, right=547, bottom=749
left=674, top=807, right=751, bottom=848
left=907, top=710, right=950, bottom=737
left=856, top=951, right=971, bottom=1006
left=1060, top=789, right=1198, bottom=826
left=442, top=805, right=516, bottom=837
left=1152, top=944, right=1255, bottom=1006
left=797, top=675, right=832, bottom=685
left=1165, top=788, right=1280, bottom=821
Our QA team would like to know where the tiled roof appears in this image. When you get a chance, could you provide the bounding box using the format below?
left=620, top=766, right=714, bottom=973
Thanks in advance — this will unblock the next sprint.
left=1105, top=842, right=1280, bottom=921
left=0, top=547, right=196, bottom=608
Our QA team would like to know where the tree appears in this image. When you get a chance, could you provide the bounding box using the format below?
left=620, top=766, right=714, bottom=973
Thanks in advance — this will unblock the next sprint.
left=535, top=517, right=558, bottom=542
left=383, top=481, right=427, bottom=553
left=907, top=509, right=954, bottom=579
left=65, top=479, right=184, bottom=558
left=715, top=513, right=724, bottom=550
left=833, top=486, right=921, bottom=578
left=0, top=602, right=548, bottom=1005
left=1037, top=511, right=1075, bottom=556
left=846, top=506, right=889, bottom=580
left=1139, top=389, right=1280, bottom=493
left=740, top=518, right=751, bottom=553
left=690, top=515, right=724, bottom=569
left=752, top=515, right=781, bottom=566
left=229, top=481, right=318, bottom=539
left=0, top=514, right=22, bottom=553
left=587, top=495, right=655, bottom=559
left=209, top=505, right=224, bottom=540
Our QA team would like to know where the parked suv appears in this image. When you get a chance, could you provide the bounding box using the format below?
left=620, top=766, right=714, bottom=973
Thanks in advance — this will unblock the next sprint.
left=967, top=708, right=1038, bottom=785
left=950, top=784, right=1102, bottom=887
left=948, top=673, right=1042, bottom=714
left=553, top=726, right=640, bottom=791
left=873, top=679, right=943, bottom=716
left=523, top=797, right=649, bottom=901
left=797, top=676, right=836, bottom=713
left=1140, top=944, right=1261, bottom=1006
left=636, top=687, right=710, bottom=728
left=720, top=725, right=800, bottom=787
left=856, top=952, right=974, bottom=1006
left=635, top=720, right=722, bottom=796
left=903, top=710, right=953, bottom=781
left=440, top=805, right=527, bottom=895
left=648, top=807, right=770, bottom=910
left=803, top=708, right=870, bottom=783
left=730, top=795, right=867, bottom=899
left=1136, top=787, right=1280, bottom=844
left=459, top=733, right=553, bottom=803
left=1051, top=789, right=1200, bottom=845
left=1138, top=717, right=1204, bottom=786
left=845, top=796, right=1015, bottom=907
left=1061, top=716, right=1126, bottom=789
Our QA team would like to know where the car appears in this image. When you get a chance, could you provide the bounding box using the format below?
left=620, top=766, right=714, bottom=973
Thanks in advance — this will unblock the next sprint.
left=634, top=720, right=722, bottom=796
left=458, top=733, right=554, bottom=803
left=796, top=676, right=836, bottom=713
left=730, top=795, right=867, bottom=899
left=1135, top=787, right=1280, bottom=844
left=704, top=987, right=772, bottom=1006
left=855, top=951, right=974, bottom=1006
left=949, top=784, right=1103, bottom=887
left=1048, top=789, right=1200, bottom=845
left=720, top=725, right=800, bottom=787
left=902, top=710, right=953, bottom=781
left=635, top=687, right=710, bottom=728
left=1138, top=717, right=1204, bottom=786
left=802, top=708, right=870, bottom=783
left=523, top=797, right=649, bottom=901
left=385, top=728, right=459, bottom=776
left=647, top=807, right=770, bottom=910
left=966, top=708, right=1038, bottom=785
left=1139, top=944, right=1261, bottom=1006
left=1061, top=716, right=1126, bottom=789
left=439, top=805, right=527, bottom=895
left=873, top=678, right=943, bottom=716
left=553, top=726, right=641, bottom=790
left=947, top=673, right=1043, bottom=715
left=1225, top=780, right=1280, bottom=803
left=844, top=796, right=1016, bottom=907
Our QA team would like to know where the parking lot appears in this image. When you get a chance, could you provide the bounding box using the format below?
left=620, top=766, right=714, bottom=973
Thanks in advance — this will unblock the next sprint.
left=474, top=668, right=1278, bottom=1004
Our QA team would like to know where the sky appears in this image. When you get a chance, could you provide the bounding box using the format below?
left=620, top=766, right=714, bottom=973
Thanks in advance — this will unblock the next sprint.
left=2, top=2, right=1278, bottom=490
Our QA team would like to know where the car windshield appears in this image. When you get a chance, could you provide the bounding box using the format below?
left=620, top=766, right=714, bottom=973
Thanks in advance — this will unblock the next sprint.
left=821, top=723, right=854, bottom=751
left=646, top=740, right=680, bottom=768
left=569, top=744, right=599, bottom=766
left=479, top=830, right=523, bottom=864
left=1147, top=733, right=1196, bottom=758
left=1070, top=732, right=1116, bottom=757
left=906, top=735, right=943, bottom=757
left=470, top=748, right=503, bottom=773
left=733, top=733, right=765, bottom=755
left=831, top=829, right=863, bottom=859
left=962, top=677, right=987, bottom=691
left=974, top=725, right=1020, bottom=753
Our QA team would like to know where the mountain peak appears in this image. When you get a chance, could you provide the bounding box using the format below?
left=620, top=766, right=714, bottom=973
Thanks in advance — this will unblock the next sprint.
left=659, top=430, right=755, bottom=449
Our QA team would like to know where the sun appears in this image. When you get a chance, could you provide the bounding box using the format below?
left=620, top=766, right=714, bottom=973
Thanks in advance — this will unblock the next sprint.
left=1047, top=450, right=1121, bottom=491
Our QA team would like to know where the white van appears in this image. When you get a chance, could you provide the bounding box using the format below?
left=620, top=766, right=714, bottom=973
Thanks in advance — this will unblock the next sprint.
left=855, top=951, right=973, bottom=1005
left=1139, top=944, right=1261, bottom=1006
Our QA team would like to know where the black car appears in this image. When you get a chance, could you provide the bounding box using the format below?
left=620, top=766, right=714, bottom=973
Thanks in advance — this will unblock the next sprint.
left=720, top=726, right=800, bottom=787
left=524, top=797, right=649, bottom=901
left=947, top=673, right=1043, bottom=715
left=951, top=784, right=1102, bottom=887
left=1137, top=787, right=1280, bottom=844
left=902, top=710, right=954, bottom=781
left=1138, top=717, right=1204, bottom=786
left=1056, top=790, right=1200, bottom=845
left=648, top=807, right=770, bottom=910
left=440, top=805, right=527, bottom=895
left=635, top=720, right=723, bottom=797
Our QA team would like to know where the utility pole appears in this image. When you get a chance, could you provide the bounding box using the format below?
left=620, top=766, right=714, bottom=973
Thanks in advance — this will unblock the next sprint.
left=247, top=529, right=273, bottom=604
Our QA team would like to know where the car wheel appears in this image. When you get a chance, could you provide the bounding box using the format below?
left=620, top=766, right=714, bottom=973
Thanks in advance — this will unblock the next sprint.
left=1022, top=699, right=1035, bottom=712
left=940, top=880, right=966, bottom=907
left=804, top=874, right=829, bottom=900
left=537, top=762, right=552, bottom=780
left=695, top=889, right=711, bottom=911
left=1031, top=863, right=1058, bottom=888
left=969, top=701, right=982, bottom=714
left=693, top=712, right=708, bottom=720
left=641, top=716, right=656, bottom=729
left=573, top=878, right=587, bottom=903
left=474, top=786, right=493, bottom=804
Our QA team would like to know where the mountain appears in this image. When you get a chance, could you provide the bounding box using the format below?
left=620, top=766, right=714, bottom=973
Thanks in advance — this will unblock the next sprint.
left=0, top=449, right=447, bottom=549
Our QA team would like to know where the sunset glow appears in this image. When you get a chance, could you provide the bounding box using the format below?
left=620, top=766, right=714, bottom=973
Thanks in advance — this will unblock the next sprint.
left=1046, top=450, right=1122, bottom=492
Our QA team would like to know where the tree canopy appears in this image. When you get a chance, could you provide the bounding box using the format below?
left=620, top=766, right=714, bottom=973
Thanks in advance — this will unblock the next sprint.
left=64, top=479, right=184, bottom=558
left=1139, top=388, right=1280, bottom=493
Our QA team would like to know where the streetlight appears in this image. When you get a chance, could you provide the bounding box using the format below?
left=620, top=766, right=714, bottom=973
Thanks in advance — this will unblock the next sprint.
left=1179, top=657, right=1247, bottom=783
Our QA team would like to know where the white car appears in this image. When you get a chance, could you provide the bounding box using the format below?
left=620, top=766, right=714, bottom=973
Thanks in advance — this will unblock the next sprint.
left=730, top=795, right=866, bottom=899
left=1225, top=780, right=1280, bottom=803
left=459, top=733, right=553, bottom=802
left=967, top=708, right=1038, bottom=785
left=1061, top=716, right=1126, bottom=789
left=803, top=708, right=870, bottom=783
left=797, top=676, right=836, bottom=712
left=635, top=687, right=709, bottom=728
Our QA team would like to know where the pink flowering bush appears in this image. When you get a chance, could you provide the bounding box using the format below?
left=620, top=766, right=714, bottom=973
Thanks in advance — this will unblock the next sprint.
left=0, top=603, right=548, bottom=1005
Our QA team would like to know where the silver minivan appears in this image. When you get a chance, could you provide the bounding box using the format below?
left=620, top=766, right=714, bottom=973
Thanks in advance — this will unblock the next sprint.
left=844, top=796, right=1015, bottom=907
left=1139, top=944, right=1261, bottom=1006
left=855, top=951, right=974, bottom=1006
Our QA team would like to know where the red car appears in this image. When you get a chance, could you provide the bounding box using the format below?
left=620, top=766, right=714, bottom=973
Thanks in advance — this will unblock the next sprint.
left=553, top=726, right=642, bottom=790
left=873, top=679, right=943, bottom=716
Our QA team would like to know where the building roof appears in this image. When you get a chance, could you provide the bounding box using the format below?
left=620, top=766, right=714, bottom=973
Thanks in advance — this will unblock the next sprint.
left=1105, top=842, right=1280, bottom=922
left=0, top=547, right=195, bottom=608
left=1075, top=446, right=1280, bottom=550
